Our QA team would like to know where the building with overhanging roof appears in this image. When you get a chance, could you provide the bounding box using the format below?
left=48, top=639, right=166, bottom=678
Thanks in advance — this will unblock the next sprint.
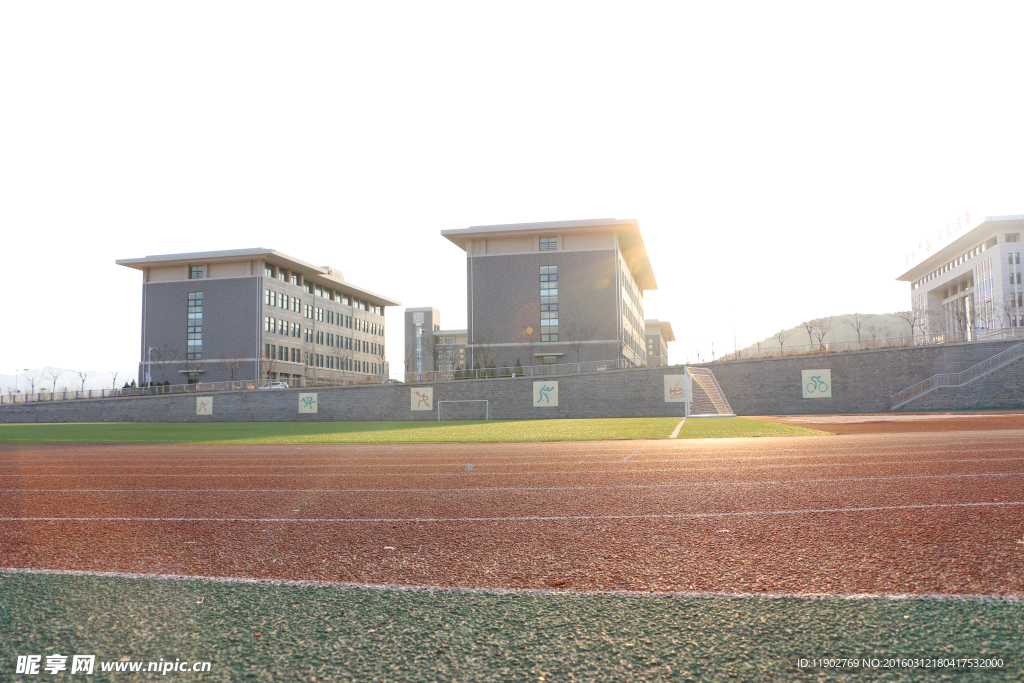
left=439, top=218, right=658, bottom=370
left=898, top=215, right=1024, bottom=337
left=644, top=319, right=675, bottom=366
left=117, top=248, right=400, bottom=385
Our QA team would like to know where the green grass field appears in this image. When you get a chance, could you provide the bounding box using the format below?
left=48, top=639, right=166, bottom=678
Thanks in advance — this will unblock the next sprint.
left=1, top=572, right=1017, bottom=682
left=0, top=417, right=827, bottom=444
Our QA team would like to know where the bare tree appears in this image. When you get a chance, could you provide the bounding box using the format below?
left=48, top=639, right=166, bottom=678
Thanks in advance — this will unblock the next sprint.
left=998, top=301, right=1018, bottom=329
left=75, top=369, right=94, bottom=391
left=912, top=301, right=931, bottom=338
left=799, top=320, right=816, bottom=345
left=259, top=354, right=278, bottom=383
left=474, top=330, right=497, bottom=370
left=560, top=321, right=589, bottom=363
left=769, top=328, right=793, bottom=352
left=222, top=350, right=247, bottom=381
left=23, top=368, right=45, bottom=395
left=151, top=345, right=179, bottom=385
left=843, top=313, right=871, bottom=341
left=109, top=370, right=120, bottom=390
left=811, top=316, right=838, bottom=349
left=44, top=367, right=69, bottom=392
left=180, top=353, right=205, bottom=384
left=375, top=343, right=387, bottom=380
left=864, top=320, right=889, bottom=340
left=893, top=310, right=915, bottom=336
left=520, top=328, right=539, bottom=369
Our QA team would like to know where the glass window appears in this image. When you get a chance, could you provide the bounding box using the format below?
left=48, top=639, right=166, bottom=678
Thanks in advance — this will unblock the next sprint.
left=189, top=265, right=203, bottom=279
left=540, top=236, right=557, bottom=251
left=278, top=269, right=287, bottom=281
left=291, top=273, right=299, bottom=285
left=265, top=265, right=275, bottom=278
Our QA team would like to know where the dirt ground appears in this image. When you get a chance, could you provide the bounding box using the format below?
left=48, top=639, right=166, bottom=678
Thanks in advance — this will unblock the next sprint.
left=1, top=430, right=1022, bottom=597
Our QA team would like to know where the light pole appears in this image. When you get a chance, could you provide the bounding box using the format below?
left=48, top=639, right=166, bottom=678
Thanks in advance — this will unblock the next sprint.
left=147, top=347, right=154, bottom=392
left=732, top=306, right=737, bottom=360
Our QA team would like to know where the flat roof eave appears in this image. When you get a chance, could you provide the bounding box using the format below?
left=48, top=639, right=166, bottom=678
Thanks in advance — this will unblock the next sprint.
left=441, top=218, right=658, bottom=290
left=116, top=248, right=401, bottom=306
left=896, top=215, right=1024, bottom=281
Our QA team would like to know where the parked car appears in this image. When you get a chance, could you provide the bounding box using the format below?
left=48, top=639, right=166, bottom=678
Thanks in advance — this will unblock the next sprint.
left=258, top=381, right=289, bottom=390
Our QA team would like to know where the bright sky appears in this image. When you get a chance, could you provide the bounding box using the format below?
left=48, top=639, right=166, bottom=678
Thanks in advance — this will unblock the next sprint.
left=2, top=2, right=1023, bottom=389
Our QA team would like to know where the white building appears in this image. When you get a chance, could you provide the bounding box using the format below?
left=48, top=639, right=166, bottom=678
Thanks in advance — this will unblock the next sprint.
left=898, top=214, right=1024, bottom=337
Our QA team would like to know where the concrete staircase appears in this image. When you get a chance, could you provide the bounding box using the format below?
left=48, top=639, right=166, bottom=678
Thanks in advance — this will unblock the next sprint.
left=891, top=343, right=1024, bottom=410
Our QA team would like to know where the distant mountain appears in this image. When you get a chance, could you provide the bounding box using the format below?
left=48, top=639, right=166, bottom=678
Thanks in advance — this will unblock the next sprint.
left=746, top=313, right=912, bottom=351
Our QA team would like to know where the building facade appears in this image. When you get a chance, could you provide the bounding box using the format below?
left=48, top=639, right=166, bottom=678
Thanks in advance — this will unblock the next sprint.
left=440, top=218, right=658, bottom=370
left=898, top=215, right=1024, bottom=337
left=644, top=319, right=675, bottom=366
left=117, top=248, right=400, bottom=385
left=403, top=307, right=467, bottom=377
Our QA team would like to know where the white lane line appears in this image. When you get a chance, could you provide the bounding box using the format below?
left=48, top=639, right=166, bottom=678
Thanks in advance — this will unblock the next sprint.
left=1, top=566, right=1019, bottom=602
left=5, top=449, right=1022, bottom=471
left=669, top=418, right=685, bottom=439
left=2, top=501, right=1022, bottom=523
left=2, top=471, right=1022, bottom=495
left=3, top=456, right=1021, bottom=478
left=3, top=436, right=1021, bottom=464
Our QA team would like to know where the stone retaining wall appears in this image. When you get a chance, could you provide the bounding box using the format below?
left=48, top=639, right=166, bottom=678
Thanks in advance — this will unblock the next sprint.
left=2, top=340, right=1021, bottom=423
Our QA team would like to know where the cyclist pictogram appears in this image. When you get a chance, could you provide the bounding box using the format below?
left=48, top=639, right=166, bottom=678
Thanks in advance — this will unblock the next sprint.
left=805, top=375, right=828, bottom=394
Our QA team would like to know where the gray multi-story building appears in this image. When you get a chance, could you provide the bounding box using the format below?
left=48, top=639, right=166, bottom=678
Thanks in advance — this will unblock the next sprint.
left=116, top=248, right=400, bottom=385
left=439, top=218, right=658, bottom=370
left=403, top=307, right=467, bottom=377
left=644, top=319, right=674, bottom=366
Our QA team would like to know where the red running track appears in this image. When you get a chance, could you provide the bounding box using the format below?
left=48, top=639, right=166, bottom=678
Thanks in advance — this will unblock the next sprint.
left=1, top=430, right=1022, bottom=597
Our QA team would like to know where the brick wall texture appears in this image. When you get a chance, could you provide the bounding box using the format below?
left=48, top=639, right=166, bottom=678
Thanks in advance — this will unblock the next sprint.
left=3, top=340, right=1022, bottom=423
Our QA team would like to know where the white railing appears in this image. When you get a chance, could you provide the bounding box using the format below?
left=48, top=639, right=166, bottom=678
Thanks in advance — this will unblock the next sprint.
left=890, top=343, right=1024, bottom=408
left=0, top=357, right=660, bottom=405
left=702, top=327, right=1024, bottom=364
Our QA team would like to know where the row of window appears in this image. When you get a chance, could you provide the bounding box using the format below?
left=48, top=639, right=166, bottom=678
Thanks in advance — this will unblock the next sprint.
left=263, top=266, right=383, bottom=314
left=915, top=242, right=1023, bottom=290
left=265, top=290, right=301, bottom=312
left=187, top=292, right=203, bottom=360
left=540, top=266, right=558, bottom=341
left=266, top=289, right=384, bottom=335
left=263, top=343, right=380, bottom=373
left=265, top=317, right=381, bottom=354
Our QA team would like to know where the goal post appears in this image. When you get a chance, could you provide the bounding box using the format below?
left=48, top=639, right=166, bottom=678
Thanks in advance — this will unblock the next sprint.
left=683, top=366, right=734, bottom=417
left=436, top=400, right=491, bottom=421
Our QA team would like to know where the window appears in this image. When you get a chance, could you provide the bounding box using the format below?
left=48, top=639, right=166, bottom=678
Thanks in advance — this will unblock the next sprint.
left=304, top=282, right=312, bottom=294
left=291, top=273, right=299, bottom=285
left=189, top=265, right=203, bottom=279
left=265, top=265, right=275, bottom=278
left=187, top=292, right=203, bottom=359
left=540, top=236, right=557, bottom=251
left=278, top=269, right=287, bottom=282
left=540, top=266, right=559, bottom=340
left=281, top=294, right=288, bottom=309
left=1006, top=233, right=1020, bottom=243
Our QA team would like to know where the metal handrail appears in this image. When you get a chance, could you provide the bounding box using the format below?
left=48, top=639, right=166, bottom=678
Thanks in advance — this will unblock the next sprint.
left=890, top=343, right=1024, bottom=406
